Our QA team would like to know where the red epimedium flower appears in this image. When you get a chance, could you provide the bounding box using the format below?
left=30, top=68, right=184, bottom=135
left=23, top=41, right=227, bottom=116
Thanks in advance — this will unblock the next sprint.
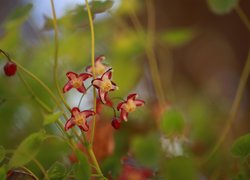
left=117, top=93, right=145, bottom=121
left=92, top=68, right=118, bottom=104
left=63, top=72, right=92, bottom=93
left=65, top=107, right=95, bottom=131
left=86, top=55, right=109, bottom=76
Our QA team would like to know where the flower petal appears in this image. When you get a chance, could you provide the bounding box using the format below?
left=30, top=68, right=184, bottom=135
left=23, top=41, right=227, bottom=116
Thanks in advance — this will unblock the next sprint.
left=127, top=93, right=137, bottom=101
left=98, top=90, right=108, bottom=104
left=120, top=109, right=128, bottom=121
left=110, top=81, right=118, bottom=91
left=134, top=99, right=145, bottom=107
left=71, top=107, right=80, bottom=117
left=101, top=68, right=112, bottom=80
left=81, top=110, right=95, bottom=118
left=78, top=122, right=89, bottom=131
left=66, top=72, right=78, bottom=80
left=76, top=86, right=87, bottom=93
left=95, top=55, right=105, bottom=63
left=117, top=101, right=125, bottom=111
left=92, top=79, right=102, bottom=88
left=63, top=81, right=73, bottom=93
left=79, top=73, right=92, bottom=81
left=85, top=65, right=92, bottom=73
left=65, top=118, right=76, bottom=131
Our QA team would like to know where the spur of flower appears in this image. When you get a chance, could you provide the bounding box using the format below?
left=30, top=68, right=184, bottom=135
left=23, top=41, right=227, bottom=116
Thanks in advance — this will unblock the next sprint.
left=63, top=72, right=92, bottom=93
left=117, top=93, right=145, bottom=121
left=92, top=68, right=118, bottom=104
left=65, top=107, right=95, bottom=131
left=86, top=55, right=109, bottom=76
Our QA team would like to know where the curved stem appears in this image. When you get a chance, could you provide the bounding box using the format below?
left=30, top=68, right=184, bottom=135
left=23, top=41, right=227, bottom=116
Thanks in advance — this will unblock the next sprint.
left=50, top=0, right=71, bottom=111
left=205, top=48, right=250, bottom=162
left=235, top=5, right=250, bottom=31
left=78, top=85, right=92, bottom=108
left=18, top=72, right=53, bottom=113
left=32, top=157, right=49, bottom=180
left=129, top=0, right=166, bottom=106
left=0, top=49, right=11, bottom=61
left=84, top=0, right=97, bottom=146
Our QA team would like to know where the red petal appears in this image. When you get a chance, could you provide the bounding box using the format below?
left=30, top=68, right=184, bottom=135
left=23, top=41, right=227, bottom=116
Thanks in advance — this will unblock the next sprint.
left=85, top=66, right=92, bottom=73
left=95, top=55, right=105, bottom=63
left=120, top=109, right=128, bottom=121
left=76, top=86, right=87, bottom=93
left=63, top=81, right=73, bottom=93
left=65, top=118, right=76, bottom=131
left=71, top=107, right=80, bottom=117
left=66, top=72, right=77, bottom=80
left=127, top=93, right=137, bottom=100
left=92, top=78, right=102, bottom=89
left=117, top=101, right=125, bottom=111
left=79, top=73, right=92, bottom=81
left=78, top=122, right=89, bottom=131
left=134, top=99, right=145, bottom=107
left=81, top=110, right=95, bottom=118
left=101, top=68, right=112, bottom=80
left=98, top=90, right=108, bottom=104
left=110, top=81, right=117, bottom=91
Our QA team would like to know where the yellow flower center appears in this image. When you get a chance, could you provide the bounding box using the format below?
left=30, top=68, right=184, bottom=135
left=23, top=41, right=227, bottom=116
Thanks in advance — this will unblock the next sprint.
left=95, top=61, right=106, bottom=76
left=124, top=99, right=136, bottom=112
left=74, top=113, right=85, bottom=126
left=100, top=78, right=112, bottom=92
left=72, top=78, right=82, bottom=88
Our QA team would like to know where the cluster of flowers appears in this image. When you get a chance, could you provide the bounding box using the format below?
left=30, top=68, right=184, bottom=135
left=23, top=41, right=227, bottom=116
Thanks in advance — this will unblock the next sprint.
left=63, top=56, right=145, bottom=131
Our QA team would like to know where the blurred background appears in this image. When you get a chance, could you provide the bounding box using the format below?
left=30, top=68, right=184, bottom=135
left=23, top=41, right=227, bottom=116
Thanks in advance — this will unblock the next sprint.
left=0, top=0, right=249, bottom=179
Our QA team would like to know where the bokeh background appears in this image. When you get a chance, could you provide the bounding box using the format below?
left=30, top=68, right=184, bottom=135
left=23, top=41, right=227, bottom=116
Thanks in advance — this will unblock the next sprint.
left=0, top=0, right=249, bottom=179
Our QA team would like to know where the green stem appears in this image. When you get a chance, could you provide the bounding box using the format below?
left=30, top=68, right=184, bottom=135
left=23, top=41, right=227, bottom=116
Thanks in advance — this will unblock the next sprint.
left=32, top=157, right=49, bottom=180
left=18, top=72, right=53, bottom=113
left=206, top=49, right=250, bottom=161
left=84, top=0, right=97, bottom=146
left=50, top=0, right=71, bottom=111
left=21, top=166, right=39, bottom=180
left=235, top=5, right=250, bottom=31
left=78, top=85, right=92, bottom=108
left=129, top=0, right=166, bottom=106
left=0, top=49, right=11, bottom=61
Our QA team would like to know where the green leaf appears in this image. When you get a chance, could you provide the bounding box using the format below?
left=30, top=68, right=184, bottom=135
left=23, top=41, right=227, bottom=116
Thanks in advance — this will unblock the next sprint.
left=207, top=0, right=239, bottom=14
left=47, top=162, right=66, bottom=180
left=0, top=166, right=6, bottom=180
left=43, top=111, right=63, bottom=126
left=0, top=146, right=5, bottom=163
left=231, top=133, right=250, bottom=159
left=160, top=109, right=184, bottom=136
left=90, top=0, right=114, bottom=14
left=162, top=157, right=197, bottom=180
left=160, top=28, right=194, bottom=47
left=74, top=149, right=90, bottom=180
left=5, top=4, right=33, bottom=29
left=131, top=133, right=160, bottom=167
left=8, top=130, right=46, bottom=169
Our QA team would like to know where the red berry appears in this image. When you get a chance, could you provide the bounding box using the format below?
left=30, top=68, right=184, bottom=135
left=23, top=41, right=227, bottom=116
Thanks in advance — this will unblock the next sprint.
left=4, top=62, right=17, bottom=76
left=111, top=118, right=121, bottom=130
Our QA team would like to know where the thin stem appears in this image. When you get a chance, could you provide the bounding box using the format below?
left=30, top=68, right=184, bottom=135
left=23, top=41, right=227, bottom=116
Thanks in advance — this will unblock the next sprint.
left=50, top=0, right=71, bottom=111
left=84, top=0, right=97, bottom=145
left=0, top=49, right=11, bottom=61
left=235, top=5, right=250, bottom=31
left=87, top=147, right=107, bottom=180
left=78, top=85, right=92, bottom=108
left=206, top=48, right=250, bottom=162
left=21, top=166, right=39, bottom=180
left=32, top=157, right=49, bottom=180
left=129, top=1, right=166, bottom=106
left=18, top=72, right=53, bottom=113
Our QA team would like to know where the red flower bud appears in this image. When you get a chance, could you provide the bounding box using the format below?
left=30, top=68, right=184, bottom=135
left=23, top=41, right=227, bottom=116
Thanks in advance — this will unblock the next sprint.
left=111, top=118, right=121, bottom=130
left=4, top=62, right=17, bottom=76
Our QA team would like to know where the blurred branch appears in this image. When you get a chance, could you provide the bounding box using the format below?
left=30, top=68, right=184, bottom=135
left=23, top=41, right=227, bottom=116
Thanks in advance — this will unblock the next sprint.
left=235, top=5, right=250, bottom=31
left=50, top=0, right=71, bottom=111
left=206, top=48, right=250, bottom=163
